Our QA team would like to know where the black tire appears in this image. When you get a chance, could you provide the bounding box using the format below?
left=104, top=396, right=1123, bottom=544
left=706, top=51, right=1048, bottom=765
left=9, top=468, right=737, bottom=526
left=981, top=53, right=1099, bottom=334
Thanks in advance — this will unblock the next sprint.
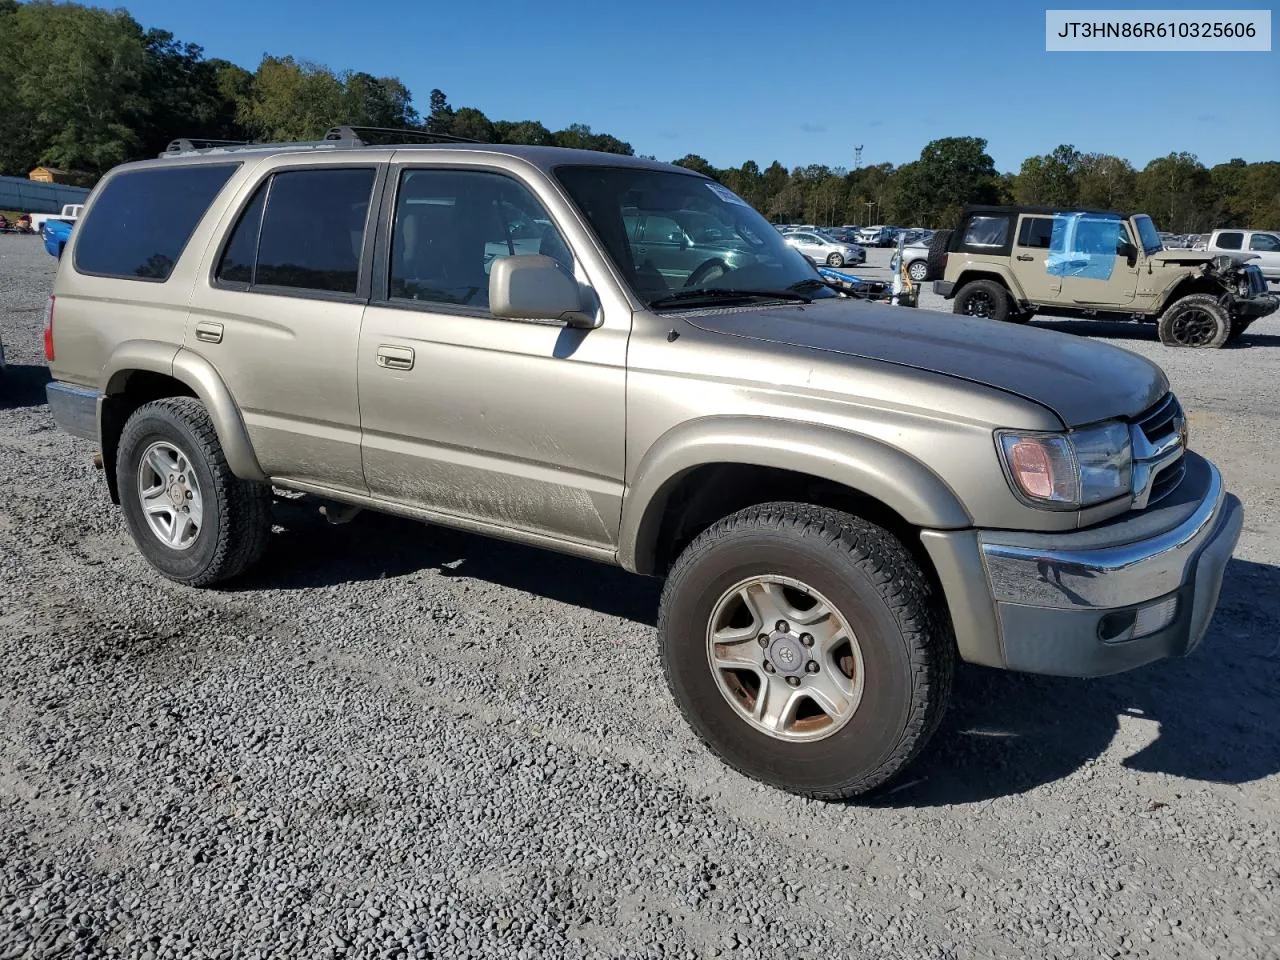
left=953, top=278, right=1011, bottom=322
left=658, top=503, right=953, bottom=800
left=1158, top=294, right=1230, bottom=348
left=924, top=229, right=952, bottom=281
left=826, top=252, right=845, bottom=267
left=117, top=397, right=271, bottom=586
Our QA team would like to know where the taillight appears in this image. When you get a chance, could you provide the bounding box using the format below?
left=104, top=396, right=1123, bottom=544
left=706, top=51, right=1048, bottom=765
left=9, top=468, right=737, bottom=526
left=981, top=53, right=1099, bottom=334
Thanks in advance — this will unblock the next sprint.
left=43, top=296, right=55, bottom=362
left=941, top=253, right=949, bottom=271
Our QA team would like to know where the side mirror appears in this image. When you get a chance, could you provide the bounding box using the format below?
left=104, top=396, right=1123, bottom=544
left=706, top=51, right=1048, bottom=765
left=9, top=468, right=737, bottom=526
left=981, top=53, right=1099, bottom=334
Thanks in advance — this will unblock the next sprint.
left=489, top=254, right=597, bottom=329
left=1117, top=240, right=1138, bottom=265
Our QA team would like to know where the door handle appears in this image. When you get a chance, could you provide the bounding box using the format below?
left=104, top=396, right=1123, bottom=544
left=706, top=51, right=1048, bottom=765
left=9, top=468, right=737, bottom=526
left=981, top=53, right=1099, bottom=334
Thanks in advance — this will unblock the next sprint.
left=194, top=321, right=224, bottom=344
left=1015, top=255, right=1034, bottom=262
left=376, top=345, right=415, bottom=371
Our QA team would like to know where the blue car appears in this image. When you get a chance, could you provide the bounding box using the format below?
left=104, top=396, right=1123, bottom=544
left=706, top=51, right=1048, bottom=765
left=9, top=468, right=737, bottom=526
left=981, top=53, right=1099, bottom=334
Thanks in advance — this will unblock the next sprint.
left=42, top=218, right=73, bottom=258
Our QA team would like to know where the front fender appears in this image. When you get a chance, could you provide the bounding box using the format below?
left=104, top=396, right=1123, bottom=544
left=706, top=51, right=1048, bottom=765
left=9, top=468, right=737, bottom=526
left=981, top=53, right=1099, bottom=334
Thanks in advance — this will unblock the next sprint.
left=100, top=341, right=265, bottom=481
left=619, top=416, right=971, bottom=574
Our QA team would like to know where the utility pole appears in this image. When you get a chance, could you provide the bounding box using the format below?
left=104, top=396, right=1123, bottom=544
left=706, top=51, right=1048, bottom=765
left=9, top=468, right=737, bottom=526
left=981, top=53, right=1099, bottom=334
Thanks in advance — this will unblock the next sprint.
left=854, top=145, right=863, bottom=169
left=864, top=200, right=875, bottom=227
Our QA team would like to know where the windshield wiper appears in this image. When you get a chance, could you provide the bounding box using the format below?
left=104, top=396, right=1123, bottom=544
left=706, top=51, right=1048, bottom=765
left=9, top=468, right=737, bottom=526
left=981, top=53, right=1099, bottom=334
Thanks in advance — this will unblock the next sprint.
left=648, top=287, right=812, bottom=309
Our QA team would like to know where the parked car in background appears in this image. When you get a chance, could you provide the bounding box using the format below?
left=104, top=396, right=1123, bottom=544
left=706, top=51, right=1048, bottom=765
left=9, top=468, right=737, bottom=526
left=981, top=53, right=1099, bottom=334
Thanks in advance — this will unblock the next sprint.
left=622, top=208, right=763, bottom=287
left=932, top=205, right=1277, bottom=346
left=1206, top=229, right=1280, bottom=282
left=783, top=229, right=865, bottom=266
left=889, top=236, right=933, bottom=281
left=42, top=218, right=73, bottom=258
left=856, top=225, right=895, bottom=247
left=29, top=203, right=83, bottom=233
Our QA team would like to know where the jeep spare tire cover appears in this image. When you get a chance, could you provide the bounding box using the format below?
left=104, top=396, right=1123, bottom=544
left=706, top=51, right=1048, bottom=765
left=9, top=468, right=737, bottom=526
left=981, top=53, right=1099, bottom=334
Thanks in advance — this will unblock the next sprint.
left=925, top=230, right=952, bottom=282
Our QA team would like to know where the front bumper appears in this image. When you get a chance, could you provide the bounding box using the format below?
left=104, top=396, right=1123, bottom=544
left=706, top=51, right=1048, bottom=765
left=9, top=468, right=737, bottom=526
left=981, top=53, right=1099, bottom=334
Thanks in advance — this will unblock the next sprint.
left=1231, top=293, right=1278, bottom=320
left=922, top=453, right=1242, bottom=677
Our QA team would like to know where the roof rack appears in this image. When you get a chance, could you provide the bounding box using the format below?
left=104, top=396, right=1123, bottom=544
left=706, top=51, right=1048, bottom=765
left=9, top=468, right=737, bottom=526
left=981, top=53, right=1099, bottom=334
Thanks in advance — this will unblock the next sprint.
left=159, top=125, right=481, bottom=158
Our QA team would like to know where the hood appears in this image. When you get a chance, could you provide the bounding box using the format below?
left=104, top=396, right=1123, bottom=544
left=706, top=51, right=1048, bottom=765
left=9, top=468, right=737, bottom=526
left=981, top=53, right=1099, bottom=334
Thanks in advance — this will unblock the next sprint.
left=1149, top=249, right=1216, bottom=266
left=684, top=299, right=1168, bottom=427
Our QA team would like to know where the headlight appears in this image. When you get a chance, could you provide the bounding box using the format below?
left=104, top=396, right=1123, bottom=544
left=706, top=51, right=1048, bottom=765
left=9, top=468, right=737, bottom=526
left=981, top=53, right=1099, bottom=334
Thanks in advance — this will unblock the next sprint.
left=996, top=421, right=1132, bottom=509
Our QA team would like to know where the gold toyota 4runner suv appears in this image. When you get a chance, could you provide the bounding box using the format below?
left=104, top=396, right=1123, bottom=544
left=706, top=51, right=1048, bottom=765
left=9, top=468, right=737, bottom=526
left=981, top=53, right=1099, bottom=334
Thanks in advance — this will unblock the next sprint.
left=43, top=129, right=1243, bottom=799
left=931, top=205, right=1278, bottom=347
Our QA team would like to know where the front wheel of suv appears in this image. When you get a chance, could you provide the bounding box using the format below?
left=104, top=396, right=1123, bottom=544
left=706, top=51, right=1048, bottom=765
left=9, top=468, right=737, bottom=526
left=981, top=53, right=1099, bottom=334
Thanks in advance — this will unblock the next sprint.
left=1158, top=294, right=1230, bottom=348
left=117, top=397, right=272, bottom=586
left=953, top=279, right=1011, bottom=322
left=658, top=503, right=954, bottom=800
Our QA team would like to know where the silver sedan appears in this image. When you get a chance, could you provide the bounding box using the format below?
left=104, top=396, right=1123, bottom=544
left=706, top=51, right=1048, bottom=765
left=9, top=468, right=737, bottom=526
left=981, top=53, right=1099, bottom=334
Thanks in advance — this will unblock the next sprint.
left=890, top=238, right=933, bottom=282
left=783, top=230, right=866, bottom=267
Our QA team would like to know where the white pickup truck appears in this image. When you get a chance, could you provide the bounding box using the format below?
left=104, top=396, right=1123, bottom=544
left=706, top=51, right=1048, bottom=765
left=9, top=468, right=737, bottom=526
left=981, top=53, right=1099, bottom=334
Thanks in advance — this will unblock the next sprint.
left=1205, top=228, right=1280, bottom=283
left=28, top=204, right=83, bottom=233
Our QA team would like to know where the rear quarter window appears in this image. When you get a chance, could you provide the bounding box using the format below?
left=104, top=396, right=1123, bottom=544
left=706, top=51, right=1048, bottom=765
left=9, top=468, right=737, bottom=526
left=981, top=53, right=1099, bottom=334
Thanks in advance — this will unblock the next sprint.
left=962, top=215, right=1010, bottom=248
left=74, top=164, right=239, bottom=281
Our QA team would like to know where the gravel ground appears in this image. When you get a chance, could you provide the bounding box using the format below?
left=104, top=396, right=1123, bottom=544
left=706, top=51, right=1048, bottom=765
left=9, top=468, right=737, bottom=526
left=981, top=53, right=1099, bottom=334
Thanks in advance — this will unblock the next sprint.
left=1, top=234, right=1278, bottom=960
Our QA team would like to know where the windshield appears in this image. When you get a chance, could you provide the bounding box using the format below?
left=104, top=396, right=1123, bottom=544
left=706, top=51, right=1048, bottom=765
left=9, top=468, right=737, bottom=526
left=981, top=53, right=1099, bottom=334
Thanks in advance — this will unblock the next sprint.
left=1133, top=215, right=1163, bottom=255
left=554, top=165, right=838, bottom=307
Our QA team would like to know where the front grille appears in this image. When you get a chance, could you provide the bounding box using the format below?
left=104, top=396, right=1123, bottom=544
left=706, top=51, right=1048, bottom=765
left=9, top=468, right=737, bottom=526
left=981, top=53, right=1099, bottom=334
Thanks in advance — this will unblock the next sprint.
left=1148, top=457, right=1186, bottom=504
left=1131, top=393, right=1186, bottom=508
left=1136, top=393, right=1181, bottom=447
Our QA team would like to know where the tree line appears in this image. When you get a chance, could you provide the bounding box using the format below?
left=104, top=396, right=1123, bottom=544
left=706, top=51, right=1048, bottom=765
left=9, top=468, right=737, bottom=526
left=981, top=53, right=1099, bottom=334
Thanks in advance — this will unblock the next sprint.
left=2, top=1, right=1276, bottom=233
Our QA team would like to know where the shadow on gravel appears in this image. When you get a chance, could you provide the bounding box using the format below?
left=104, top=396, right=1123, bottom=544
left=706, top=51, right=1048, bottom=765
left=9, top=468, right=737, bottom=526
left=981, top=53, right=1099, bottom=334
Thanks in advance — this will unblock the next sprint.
left=876, top=557, right=1280, bottom=807
left=1030, top=318, right=1280, bottom=348
left=239, top=495, right=660, bottom=625
left=0, top=362, right=51, bottom=410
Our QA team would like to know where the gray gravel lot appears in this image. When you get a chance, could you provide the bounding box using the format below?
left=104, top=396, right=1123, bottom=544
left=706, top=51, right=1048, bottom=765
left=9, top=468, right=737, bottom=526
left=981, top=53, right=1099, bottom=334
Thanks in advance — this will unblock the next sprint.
left=1, top=234, right=1278, bottom=960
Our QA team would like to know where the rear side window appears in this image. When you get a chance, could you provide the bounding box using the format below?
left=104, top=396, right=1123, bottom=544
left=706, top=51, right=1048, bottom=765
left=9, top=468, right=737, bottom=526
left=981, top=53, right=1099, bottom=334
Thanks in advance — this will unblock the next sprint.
left=1215, top=232, right=1244, bottom=250
left=74, top=164, right=238, bottom=281
left=1016, top=216, right=1057, bottom=249
left=962, top=215, right=1009, bottom=248
left=215, top=168, right=376, bottom=295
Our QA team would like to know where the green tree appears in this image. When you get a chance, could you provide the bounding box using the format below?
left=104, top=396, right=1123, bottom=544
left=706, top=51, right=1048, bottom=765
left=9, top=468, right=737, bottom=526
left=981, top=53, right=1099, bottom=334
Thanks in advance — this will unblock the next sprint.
left=892, top=137, right=1000, bottom=227
left=0, top=0, right=148, bottom=175
left=1014, top=144, right=1080, bottom=207
left=341, top=72, right=418, bottom=130
left=493, top=120, right=554, bottom=145
left=672, top=154, right=718, bottom=178
left=1135, top=152, right=1212, bottom=232
left=449, top=107, right=495, bottom=142
left=1075, top=153, right=1136, bottom=211
left=239, top=56, right=345, bottom=142
left=553, top=123, right=633, bottom=155
left=426, top=88, right=453, bottom=134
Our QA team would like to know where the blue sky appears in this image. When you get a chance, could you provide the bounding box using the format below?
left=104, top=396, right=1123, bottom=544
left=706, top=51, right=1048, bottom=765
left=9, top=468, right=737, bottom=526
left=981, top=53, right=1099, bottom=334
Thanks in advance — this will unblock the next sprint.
left=115, top=0, right=1277, bottom=173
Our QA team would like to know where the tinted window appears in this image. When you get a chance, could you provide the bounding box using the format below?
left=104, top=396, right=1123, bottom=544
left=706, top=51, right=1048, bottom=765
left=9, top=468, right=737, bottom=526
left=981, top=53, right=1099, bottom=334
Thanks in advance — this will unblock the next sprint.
left=962, top=216, right=1009, bottom=248
left=252, top=169, right=374, bottom=293
left=1215, top=232, right=1244, bottom=251
left=389, top=169, right=573, bottom=309
left=74, top=164, right=238, bottom=281
left=1016, top=216, right=1057, bottom=249
left=1248, top=233, right=1280, bottom=252
left=215, top=182, right=268, bottom=285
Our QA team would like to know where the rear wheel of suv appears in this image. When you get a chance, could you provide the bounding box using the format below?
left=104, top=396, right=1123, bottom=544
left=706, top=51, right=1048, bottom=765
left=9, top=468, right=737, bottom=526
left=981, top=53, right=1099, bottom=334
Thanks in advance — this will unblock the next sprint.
left=953, top=279, right=1011, bottom=322
left=117, top=397, right=272, bottom=586
left=1158, top=294, right=1230, bottom=348
left=658, top=503, right=953, bottom=800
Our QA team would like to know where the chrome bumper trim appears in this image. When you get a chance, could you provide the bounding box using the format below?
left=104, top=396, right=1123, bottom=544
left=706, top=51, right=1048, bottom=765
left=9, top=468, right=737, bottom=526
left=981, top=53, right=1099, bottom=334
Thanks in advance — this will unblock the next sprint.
left=981, top=461, right=1228, bottom=610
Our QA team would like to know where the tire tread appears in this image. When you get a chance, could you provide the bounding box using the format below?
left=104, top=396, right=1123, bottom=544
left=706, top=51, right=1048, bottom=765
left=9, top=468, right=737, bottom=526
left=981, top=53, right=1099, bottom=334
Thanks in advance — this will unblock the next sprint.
left=659, top=502, right=953, bottom=800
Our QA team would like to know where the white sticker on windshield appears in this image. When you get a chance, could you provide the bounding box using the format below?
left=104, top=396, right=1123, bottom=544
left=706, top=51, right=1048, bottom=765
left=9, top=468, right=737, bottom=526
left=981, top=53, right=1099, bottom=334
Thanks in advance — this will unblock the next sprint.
left=706, top=183, right=749, bottom=206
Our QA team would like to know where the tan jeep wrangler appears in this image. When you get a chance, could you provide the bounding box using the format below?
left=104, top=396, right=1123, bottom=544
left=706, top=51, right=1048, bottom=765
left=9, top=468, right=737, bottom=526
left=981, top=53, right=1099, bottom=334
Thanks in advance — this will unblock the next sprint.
left=931, top=205, right=1278, bottom=347
left=43, top=131, right=1243, bottom=799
